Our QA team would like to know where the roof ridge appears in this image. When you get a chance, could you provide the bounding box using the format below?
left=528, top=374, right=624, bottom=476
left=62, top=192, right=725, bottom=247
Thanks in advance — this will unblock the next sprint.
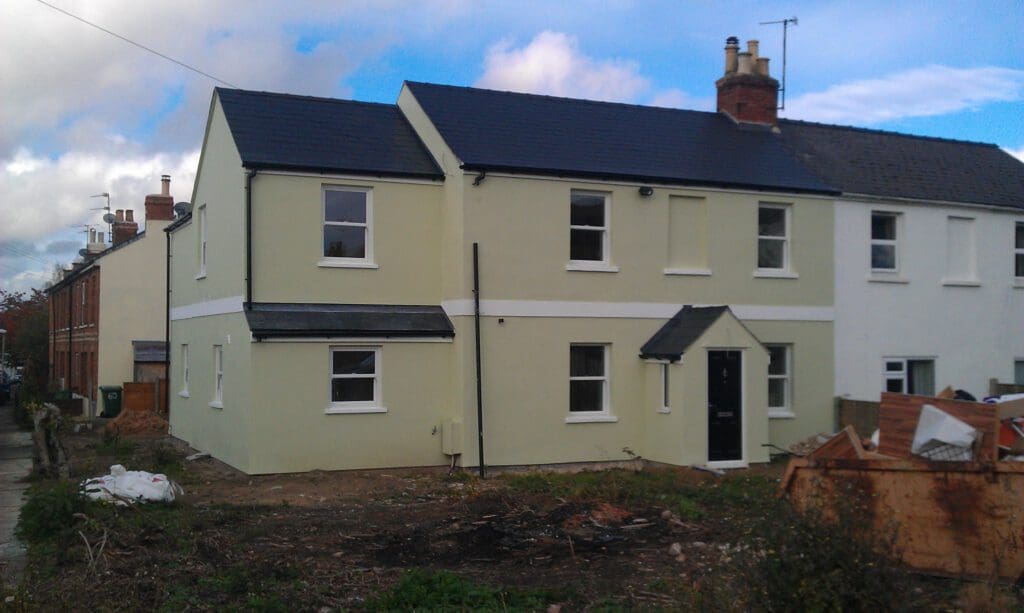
left=405, top=81, right=717, bottom=118
left=778, top=117, right=1000, bottom=149
left=216, top=87, right=396, bottom=109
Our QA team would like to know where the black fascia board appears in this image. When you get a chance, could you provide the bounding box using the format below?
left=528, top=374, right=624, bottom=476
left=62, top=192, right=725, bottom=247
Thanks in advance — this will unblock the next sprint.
left=458, top=163, right=840, bottom=196
left=243, top=161, right=444, bottom=182
left=251, top=329, right=455, bottom=341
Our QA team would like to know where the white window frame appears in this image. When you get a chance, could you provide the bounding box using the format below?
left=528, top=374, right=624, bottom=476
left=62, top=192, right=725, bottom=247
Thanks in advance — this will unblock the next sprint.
left=1015, top=222, right=1024, bottom=280
left=567, top=191, right=617, bottom=272
left=210, top=344, right=223, bottom=408
left=319, top=186, right=376, bottom=268
left=326, top=346, right=385, bottom=414
left=766, top=344, right=793, bottom=418
left=659, top=362, right=671, bottom=413
left=178, top=344, right=190, bottom=397
left=567, top=343, right=617, bottom=423
left=756, top=203, right=791, bottom=273
left=883, top=357, right=935, bottom=396
left=196, top=204, right=208, bottom=279
left=870, top=211, right=900, bottom=273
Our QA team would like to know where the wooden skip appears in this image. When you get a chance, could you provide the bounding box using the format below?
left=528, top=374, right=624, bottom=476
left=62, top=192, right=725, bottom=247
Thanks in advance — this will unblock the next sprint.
left=877, top=393, right=998, bottom=461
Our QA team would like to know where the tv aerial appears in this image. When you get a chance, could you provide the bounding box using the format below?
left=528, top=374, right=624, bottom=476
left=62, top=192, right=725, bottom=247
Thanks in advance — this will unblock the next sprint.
left=90, top=192, right=112, bottom=235
left=759, top=16, right=797, bottom=110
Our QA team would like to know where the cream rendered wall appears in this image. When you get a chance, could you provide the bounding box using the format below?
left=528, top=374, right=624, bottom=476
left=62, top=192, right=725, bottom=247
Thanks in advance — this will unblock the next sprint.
left=834, top=199, right=1024, bottom=401
left=245, top=340, right=454, bottom=474
left=168, top=312, right=253, bottom=472
left=96, top=220, right=171, bottom=406
left=250, top=173, right=443, bottom=304
left=641, top=314, right=771, bottom=466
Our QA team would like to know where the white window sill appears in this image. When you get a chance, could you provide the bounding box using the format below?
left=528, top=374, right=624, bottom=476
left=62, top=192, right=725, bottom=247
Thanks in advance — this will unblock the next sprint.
left=318, top=259, right=379, bottom=269
left=657, top=407, right=671, bottom=414
left=325, top=405, right=387, bottom=415
left=178, top=391, right=190, bottom=398
left=208, top=401, right=223, bottom=409
left=664, top=267, right=711, bottom=277
left=941, top=278, right=981, bottom=288
left=867, top=274, right=908, bottom=284
left=753, top=270, right=799, bottom=279
left=768, top=410, right=795, bottom=419
left=195, top=272, right=207, bottom=280
left=565, top=413, right=618, bottom=423
left=707, top=460, right=748, bottom=470
left=566, top=262, right=619, bottom=273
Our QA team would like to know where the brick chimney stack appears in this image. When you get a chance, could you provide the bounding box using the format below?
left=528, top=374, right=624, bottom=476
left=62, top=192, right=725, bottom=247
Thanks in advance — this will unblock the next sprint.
left=715, top=36, right=779, bottom=125
left=111, top=208, right=139, bottom=245
left=144, top=174, right=175, bottom=222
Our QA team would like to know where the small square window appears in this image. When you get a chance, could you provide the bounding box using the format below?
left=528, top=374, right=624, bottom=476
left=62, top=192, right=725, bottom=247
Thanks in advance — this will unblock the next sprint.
left=328, top=347, right=383, bottom=413
left=883, top=358, right=934, bottom=396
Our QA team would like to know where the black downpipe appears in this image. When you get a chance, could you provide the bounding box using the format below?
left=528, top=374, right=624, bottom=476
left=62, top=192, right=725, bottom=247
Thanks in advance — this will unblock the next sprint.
left=473, top=243, right=485, bottom=478
left=164, top=230, right=171, bottom=415
left=245, top=169, right=257, bottom=308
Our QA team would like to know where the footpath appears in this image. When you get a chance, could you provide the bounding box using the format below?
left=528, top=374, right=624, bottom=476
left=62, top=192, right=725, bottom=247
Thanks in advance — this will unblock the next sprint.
left=0, top=400, right=32, bottom=588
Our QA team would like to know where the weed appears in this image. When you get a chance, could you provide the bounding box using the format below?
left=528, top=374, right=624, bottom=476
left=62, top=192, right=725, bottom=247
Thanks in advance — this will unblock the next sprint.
left=16, top=480, right=91, bottom=545
left=94, top=428, right=136, bottom=457
left=366, top=569, right=557, bottom=611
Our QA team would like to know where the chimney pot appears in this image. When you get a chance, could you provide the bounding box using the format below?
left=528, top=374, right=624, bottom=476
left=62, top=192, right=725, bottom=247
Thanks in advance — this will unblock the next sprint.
left=89, top=228, right=95, bottom=243
left=747, top=39, right=759, bottom=60
left=757, top=57, right=770, bottom=77
left=724, top=36, right=740, bottom=74
left=125, top=209, right=134, bottom=222
left=715, top=35, right=779, bottom=125
left=115, top=209, right=124, bottom=222
left=737, top=51, right=753, bottom=74
left=161, top=175, right=170, bottom=196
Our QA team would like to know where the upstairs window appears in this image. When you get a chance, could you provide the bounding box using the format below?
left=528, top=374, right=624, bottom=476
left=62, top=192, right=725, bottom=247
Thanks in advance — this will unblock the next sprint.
left=757, top=204, right=789, bottom=270
left=569, top=191, right=609, bottom=266
left=1015, top=222, right=1024, bottom=278
left=871, top=212, right=899, bottom=271
left=323, top=187, right=373, bottom=264
left=197, top=204, right=208, bottom=278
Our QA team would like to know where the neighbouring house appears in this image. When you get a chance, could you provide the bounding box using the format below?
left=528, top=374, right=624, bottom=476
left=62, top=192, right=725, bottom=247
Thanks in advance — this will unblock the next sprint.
left=168, top=37, right=841, bottom=475
left=48, top=176, right=177, bottom=415
left=776, top=116, right=1024, bottom=400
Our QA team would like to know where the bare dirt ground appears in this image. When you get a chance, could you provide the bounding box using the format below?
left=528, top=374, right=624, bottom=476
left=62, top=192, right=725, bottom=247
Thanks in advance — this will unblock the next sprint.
left=8, top=428, right=1006, bottom=611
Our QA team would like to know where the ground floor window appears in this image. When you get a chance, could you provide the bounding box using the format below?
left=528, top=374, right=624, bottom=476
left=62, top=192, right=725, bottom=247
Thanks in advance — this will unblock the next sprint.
left=660, top=363, right=670, bottom=412
left=211, top=345, right=224, bottom=408
left=767, top=344, right=791, bottom=416
left=570, top=344, right=609, bottom=415
left=884, top=358, right=934, bottom=396
left=328, top=347, right=383, bottom=413
left=1015, top=360, right=1024, bottom=385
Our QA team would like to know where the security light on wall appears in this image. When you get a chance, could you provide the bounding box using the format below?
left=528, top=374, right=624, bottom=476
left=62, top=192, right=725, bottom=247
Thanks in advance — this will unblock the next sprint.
left=638, top=186, right=654, bottom=197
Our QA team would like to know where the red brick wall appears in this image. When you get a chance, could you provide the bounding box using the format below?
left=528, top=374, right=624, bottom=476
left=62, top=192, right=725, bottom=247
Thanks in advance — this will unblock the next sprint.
left=715, top=74, right=779, bottom=125
left=48, top=267, right=100, bottom=400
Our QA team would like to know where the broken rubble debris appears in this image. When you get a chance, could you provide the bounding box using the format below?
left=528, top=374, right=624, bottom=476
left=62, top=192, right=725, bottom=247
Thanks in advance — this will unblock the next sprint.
left=82, top=464, right=182, bottom=505
left=911, top=404, right=981, bottom=461
left=668, top=542, right=683, bottom=556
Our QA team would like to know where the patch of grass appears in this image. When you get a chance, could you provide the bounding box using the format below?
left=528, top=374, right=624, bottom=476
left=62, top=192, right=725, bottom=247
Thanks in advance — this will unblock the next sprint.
left=16, top=480, right=92, bottom=545
left=366, top=569, right=558, bottom=612
left=93, top=428, right=136, bottom=457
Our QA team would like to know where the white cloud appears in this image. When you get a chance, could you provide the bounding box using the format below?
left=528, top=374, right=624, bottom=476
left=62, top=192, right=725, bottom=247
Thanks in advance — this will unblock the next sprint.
left=476, top=31, right=650, bottom=102
left=784, top=65, right=1024, bottom=125
left=648, top=88, right=713, bottom=111
left=1006, top=147, right=1024, bottom=163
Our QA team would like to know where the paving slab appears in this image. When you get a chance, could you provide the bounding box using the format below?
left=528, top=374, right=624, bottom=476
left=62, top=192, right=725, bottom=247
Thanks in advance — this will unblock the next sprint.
left=0, top=403, right=32, bottom=589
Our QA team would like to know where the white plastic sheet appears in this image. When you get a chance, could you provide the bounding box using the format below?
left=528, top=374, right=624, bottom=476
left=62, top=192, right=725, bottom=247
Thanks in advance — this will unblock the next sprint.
left=82, top=464, right=183, bottom=505
left=911, top=404, right=981, bottom=461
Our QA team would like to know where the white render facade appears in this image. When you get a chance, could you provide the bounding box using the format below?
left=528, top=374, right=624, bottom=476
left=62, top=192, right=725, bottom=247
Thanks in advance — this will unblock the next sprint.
left=834, top=196, right=1024, bottom=401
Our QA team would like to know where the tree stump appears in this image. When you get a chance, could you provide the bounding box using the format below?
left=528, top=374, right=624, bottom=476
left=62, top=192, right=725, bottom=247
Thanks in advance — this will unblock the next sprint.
left=31, top=403, right=69, bottom=479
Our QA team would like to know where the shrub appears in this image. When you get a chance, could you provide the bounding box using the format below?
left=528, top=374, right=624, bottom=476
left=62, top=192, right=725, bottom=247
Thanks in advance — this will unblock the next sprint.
left=16, top=480, right=90, bottom=545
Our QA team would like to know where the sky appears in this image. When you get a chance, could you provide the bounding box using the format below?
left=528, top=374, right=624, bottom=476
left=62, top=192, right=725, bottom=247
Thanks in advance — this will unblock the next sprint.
left=2, top=0, right=1022, bottom=293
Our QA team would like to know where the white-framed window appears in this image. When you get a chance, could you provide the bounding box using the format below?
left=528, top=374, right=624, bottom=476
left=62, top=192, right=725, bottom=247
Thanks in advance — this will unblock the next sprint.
left=197, top=204, right=208, bottom=278
left=210, top=344, right=223, bottom=408
left=327, top=347, right=384, bottom=413
left=1014, top=360, right=1024, bottom=385
left=944, top=216, right=976, bottom=282
left=871, top=211, right=899, bottom=272
left=659, top=363, right=670, bottom=413
left=568, top=344, right=615, bottom=422
left=1015, top=222, right=1024, bottom=278
left=883, top=358, right=934, bottom=396
left=322, top=186, right=373, bottom=265
left=569, top=191, right=610, bottom=267
left=757, top=204, right=789, bottom=270
left=179, top=344, right=189, bottom=397
left=767, top=344, right=792, bottom=417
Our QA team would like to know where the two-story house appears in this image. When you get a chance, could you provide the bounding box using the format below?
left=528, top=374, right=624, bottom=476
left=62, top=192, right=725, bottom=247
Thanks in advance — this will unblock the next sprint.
left=48, top=177, right=177, bottom=415
left=776, top=120, right=1024, bottom=400
left=168, top=38, right=840, bottom=474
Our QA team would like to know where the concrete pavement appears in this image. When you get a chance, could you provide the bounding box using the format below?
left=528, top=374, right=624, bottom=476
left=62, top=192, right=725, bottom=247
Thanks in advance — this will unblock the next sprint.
left=0, top=400, right=32, bottom=588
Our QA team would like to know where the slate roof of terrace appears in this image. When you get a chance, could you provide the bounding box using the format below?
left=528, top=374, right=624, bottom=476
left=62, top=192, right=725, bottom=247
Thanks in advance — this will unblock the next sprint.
left=245, top=303, right=455, bottom=340
left=215, top=88, right=443, bottom=179
left=404, top=81, right=837, bottom=195
left=777, top=119, right=1024, bottom=210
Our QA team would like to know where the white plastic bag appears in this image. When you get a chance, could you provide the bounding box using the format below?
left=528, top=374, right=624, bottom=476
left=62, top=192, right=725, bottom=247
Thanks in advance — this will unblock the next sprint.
left=911, top=404, right=980, bottom=461
left=82, top=464, right=183, bottom=505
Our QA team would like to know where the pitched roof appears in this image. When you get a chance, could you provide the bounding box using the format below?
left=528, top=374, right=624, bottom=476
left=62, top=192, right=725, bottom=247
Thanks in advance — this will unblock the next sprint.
left=404, top=82, right=836, bottom=195
left=640, top=306, right=729, bottom=361
left=777, top=119, right=1024, bottom=210
left=215, top=88, right=443, bottom=179
left=245, top=303, right=455, bottom=340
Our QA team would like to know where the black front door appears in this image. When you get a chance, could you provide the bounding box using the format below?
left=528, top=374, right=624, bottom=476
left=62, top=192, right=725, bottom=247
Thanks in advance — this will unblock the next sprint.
left=708, top=350, right=742, bottom=462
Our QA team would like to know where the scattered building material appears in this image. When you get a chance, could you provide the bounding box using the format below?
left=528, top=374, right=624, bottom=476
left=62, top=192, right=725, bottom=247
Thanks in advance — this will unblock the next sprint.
left=910, top=404, right=981, bottom=461
left=82, top=464, right=182, bottom=505
left=103, top=381, right=169, bottom=436
left=876, top=393, right=997, bottom=461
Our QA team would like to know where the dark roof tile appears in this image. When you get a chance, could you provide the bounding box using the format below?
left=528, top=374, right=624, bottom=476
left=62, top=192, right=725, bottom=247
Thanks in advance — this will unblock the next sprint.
left=640, top=306, right=729, bottom=361
left=245, top=303, right=454, bottom=339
